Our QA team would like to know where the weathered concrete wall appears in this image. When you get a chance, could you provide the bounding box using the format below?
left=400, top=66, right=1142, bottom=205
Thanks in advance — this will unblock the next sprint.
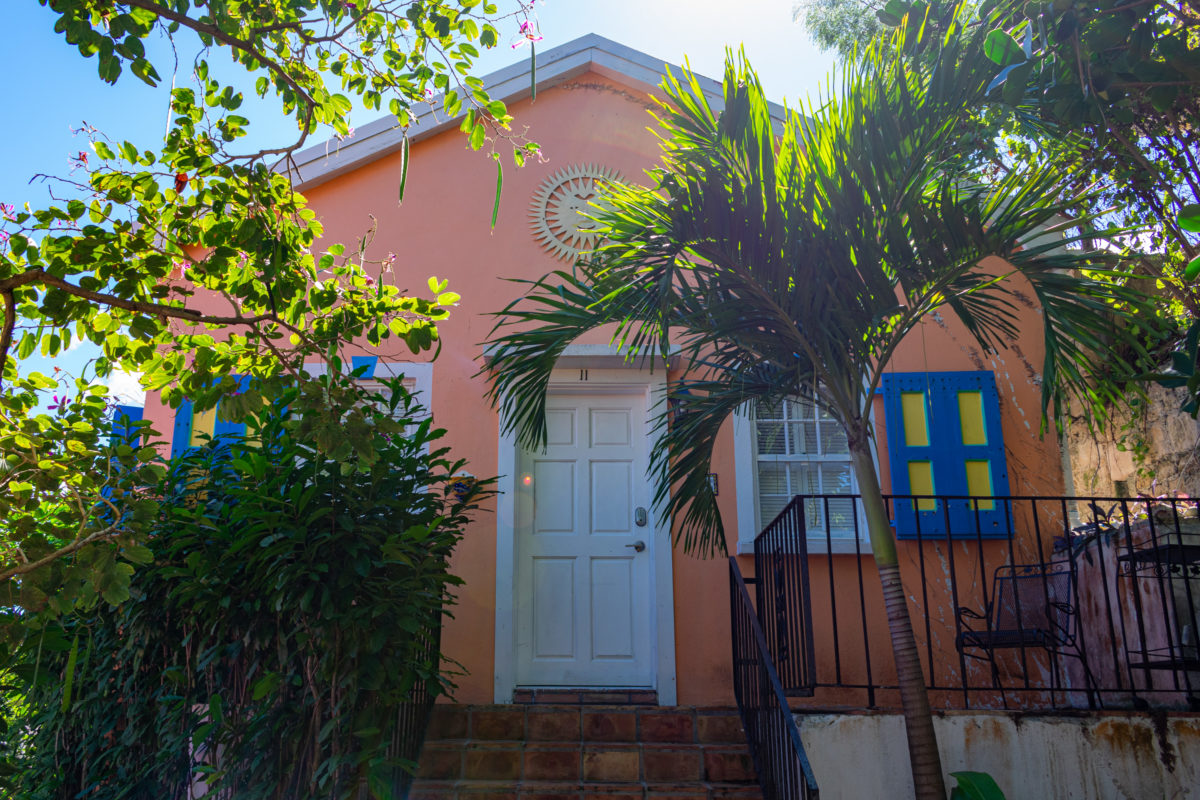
left=1066, top=384, right=1200, bottom=499
left=796, top=710, right=1200, bottom=799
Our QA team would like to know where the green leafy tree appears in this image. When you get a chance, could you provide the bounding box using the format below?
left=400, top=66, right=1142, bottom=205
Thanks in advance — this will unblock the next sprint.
left=795, top=0, right=1200, bottom=322
left=793, top=0, right=889, bottom=58
left=484, top=16, right=1155, bottom=799
left=0, top=0, right=539, bottom=615
left=976, top=0, right=1200, bottom=320
left=4, top=377, right=490, bottom=798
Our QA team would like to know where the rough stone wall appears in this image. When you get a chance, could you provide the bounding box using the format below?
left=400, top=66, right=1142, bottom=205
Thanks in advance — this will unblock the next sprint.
left=797, top=711, right=1200, bottom=800
left=1066, top=383, right=1200, bottom=499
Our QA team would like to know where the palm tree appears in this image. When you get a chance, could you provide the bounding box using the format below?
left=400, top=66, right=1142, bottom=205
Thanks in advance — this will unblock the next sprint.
left=484, top=13, right=1153, bottom=799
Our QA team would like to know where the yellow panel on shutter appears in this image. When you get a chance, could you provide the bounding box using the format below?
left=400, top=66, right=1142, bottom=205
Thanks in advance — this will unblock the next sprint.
left=964, top=460, right=995, bottom=510
left=190, top=405, right=216, bottom=447
left=957, top=391, right=987, bottom=446
left=907, top=461, right=936, bottom=511
left=901, top=392, right=930, bottom=447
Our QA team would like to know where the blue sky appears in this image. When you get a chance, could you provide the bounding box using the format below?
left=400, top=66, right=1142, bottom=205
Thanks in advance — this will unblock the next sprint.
left=1, top=1, right=838, bottom=404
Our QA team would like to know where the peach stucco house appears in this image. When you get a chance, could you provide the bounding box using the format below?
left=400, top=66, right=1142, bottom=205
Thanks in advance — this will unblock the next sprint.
left=141, top=33, right=1068, bottom=709
left=138, top=35, right=1200, bottom=797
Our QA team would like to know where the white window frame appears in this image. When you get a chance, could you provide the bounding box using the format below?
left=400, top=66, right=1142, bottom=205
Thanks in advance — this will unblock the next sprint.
left=301, top=361, right=432, bottom=409
left=733, top=398, right=874, bottom=555
left=301, top=361, right=433, bottom=443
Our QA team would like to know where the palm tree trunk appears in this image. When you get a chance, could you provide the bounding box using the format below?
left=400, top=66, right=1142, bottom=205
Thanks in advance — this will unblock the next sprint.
left=849, top=440, right=947, bottom=800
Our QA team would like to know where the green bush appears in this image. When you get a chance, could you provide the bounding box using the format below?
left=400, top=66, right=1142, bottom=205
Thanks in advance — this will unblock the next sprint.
left=3, top=377, right=488, bottom=799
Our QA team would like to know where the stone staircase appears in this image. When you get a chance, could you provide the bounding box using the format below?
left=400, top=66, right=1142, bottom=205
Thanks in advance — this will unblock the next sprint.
left=411, top=705, right=762, bottom=800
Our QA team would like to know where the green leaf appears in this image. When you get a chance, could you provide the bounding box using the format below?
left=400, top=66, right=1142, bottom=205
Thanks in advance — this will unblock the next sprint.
left=123, top=544, right=155, bottom=565
left=101, top=580, right=130, bottom=606
left=17, top=333, right=36, bottom=360
left=192, top=722, right=215, bottom=749
left=469, top=122, right=486, bottom=151
left=876, top=0, right=909, bottom=25
left=250, top=672, right=280, bottom=700
left=61, top=632, right=80, bottom=712
left=1184, top=254, right=1200, bottom=282
left=1001, top=62, right=1034, bottom=106
left=1179, top=204, right=1200, bottom=233
left=983, top=29, right=1026, bottom=67
left=950, top=771, right=1007, bottom=800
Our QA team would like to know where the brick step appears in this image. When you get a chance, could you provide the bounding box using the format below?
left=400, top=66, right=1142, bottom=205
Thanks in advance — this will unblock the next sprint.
left=426, top=705, right=751, bottom=745
left=413, top=706, right=761, bottom=800
left=418, top=741, right=757, bottom=784
left=410, top=779, right=762, bottom=800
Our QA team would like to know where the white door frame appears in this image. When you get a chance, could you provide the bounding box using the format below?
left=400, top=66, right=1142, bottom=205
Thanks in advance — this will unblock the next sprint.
left=494, top=364, right=676, bottom=704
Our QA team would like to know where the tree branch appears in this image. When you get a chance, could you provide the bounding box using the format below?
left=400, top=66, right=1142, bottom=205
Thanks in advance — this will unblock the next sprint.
left=0, top=524, right=122, bottom=584
left=121, top=0, right=319, bottom=111
left=0, top=290, right=14, bottom=392
left=0, top=268, right=291, bottom=330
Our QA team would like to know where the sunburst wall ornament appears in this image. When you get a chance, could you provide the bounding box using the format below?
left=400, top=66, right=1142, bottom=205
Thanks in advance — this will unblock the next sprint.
left=529, top=163, right=623, bottom=260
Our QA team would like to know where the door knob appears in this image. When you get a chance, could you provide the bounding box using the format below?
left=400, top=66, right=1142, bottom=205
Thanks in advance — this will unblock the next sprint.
left=626, top=540, right=646, bottom=553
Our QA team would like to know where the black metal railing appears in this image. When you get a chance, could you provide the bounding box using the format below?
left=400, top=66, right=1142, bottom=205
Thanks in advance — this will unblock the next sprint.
left=751, top=494, right=1200, bottom=711
left=729, top=557, right=820, bottom=800
left=360, top=614, right=443, bottom=799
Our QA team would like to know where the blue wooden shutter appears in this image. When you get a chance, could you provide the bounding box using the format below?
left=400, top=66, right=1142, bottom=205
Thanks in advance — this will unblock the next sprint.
left=110, top=404, right=143, bottom=447
left=350, top=355, right=378, bottom=378
left=883, top=371, right=1012, bottom=539
left=171, top=398, right=194, bottom=459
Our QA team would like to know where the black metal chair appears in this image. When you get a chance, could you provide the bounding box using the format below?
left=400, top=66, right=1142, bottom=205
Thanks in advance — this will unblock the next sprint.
left=956, top=560, right=1097, bottom=707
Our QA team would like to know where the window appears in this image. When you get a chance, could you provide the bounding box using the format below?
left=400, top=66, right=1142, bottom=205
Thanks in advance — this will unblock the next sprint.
left=881, top=370, right=1011, bottom=539
left=733, top=393, right=866, bottom=553
left=170, top=374, right=251, bottom=458
left=169, top=362, right=434, bottom=457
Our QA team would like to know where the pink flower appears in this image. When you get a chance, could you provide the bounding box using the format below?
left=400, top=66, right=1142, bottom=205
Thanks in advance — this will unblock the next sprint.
left=336, top=126, right=356, bottom=142
left=383, top=252, right=396, bottom=273
left=76, top=151, right=89, bottom=166
left=365, top=275, right=376, bottom=286
left=0, top=203, right=14, bottom=220
left=511, top=19, right=543, bottom=48
left=0, top=231, right=8, bottom=244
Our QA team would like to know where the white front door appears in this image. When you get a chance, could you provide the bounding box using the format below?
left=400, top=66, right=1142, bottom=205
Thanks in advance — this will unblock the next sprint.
left=514, top=391, right=655, bottom=687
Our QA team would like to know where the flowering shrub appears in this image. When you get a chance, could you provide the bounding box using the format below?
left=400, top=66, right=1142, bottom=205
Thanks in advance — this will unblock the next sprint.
left=3, top=377, right=490, bottom=799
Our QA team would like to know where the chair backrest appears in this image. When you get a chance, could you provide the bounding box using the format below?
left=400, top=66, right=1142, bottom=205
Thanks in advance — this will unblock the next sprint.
left=991, top=562, right=1075, bottom=644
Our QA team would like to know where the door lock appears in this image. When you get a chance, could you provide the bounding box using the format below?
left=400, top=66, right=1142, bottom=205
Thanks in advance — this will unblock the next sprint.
left=634, top=506, right=648, bottom=527
left=626, top=540, right=646, bottom=553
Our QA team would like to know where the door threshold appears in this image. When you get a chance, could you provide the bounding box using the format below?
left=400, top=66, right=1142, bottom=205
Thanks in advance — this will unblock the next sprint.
left=512, top=688, right=658, bottom=706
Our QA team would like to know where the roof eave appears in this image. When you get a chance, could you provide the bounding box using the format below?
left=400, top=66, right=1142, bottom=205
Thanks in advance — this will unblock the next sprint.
left=287, top=33, right=786, bottom=192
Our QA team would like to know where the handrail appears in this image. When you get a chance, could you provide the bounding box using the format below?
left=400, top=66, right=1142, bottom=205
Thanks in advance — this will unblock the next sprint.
left=729, top=557, right=820, bottom=800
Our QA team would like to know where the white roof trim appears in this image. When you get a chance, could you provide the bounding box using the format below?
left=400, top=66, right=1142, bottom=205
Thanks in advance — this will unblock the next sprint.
left=287, top=33, right=787, bottom=191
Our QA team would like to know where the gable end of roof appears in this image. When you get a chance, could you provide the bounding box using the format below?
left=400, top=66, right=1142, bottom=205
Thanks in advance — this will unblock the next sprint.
left=288, top=34, right=785, bottom=191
